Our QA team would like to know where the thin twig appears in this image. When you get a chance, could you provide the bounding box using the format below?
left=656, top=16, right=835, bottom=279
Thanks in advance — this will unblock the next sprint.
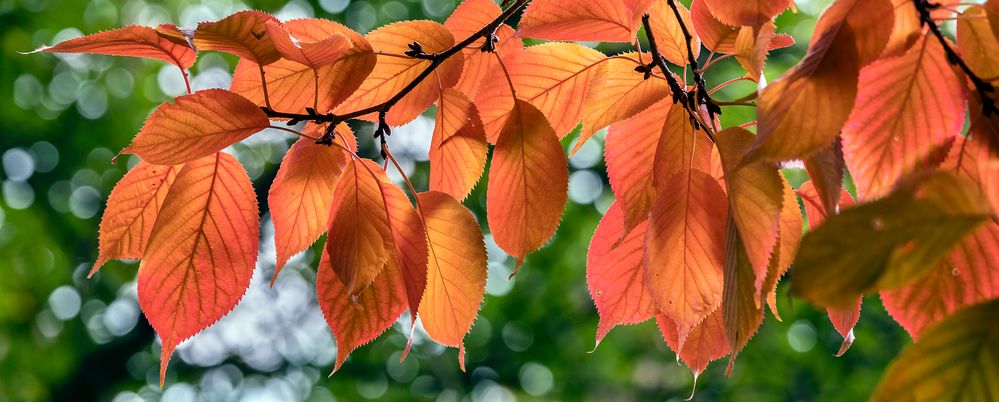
left=666, top=0, right=722, bottom=124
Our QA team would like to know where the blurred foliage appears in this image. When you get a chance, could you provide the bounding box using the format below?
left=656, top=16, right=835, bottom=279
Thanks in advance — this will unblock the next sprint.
left=0, top=0, right=912, bottom=401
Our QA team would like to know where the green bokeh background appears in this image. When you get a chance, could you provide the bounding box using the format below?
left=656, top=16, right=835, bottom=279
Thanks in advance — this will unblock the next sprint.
left=0, top=0, right=912, bottom=401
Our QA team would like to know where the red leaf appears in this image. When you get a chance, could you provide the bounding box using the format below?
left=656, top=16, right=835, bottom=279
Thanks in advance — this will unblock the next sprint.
left=429, top=88, right=488, bottom=201
left=317, top=242, right=407, bottom=373
left=605, top=99, right=671, bottom=233
left=138, top=153, right=259, bottom=386
left=268, top=124, right=355, bottom=283
left=91, top=162, right=180, bottom=276
left=657, top=309, right=730, bottom=378
left=487, top=100, right=568, bottom=264
left=28, top=24, right=196, bottom=71
left=586, top=202, right=656, bottom=344
left=842, top=36, right=966, bottom=200
left=123, top=89, right=270, bottom=165
left=194, top=11, right=282, bottom=65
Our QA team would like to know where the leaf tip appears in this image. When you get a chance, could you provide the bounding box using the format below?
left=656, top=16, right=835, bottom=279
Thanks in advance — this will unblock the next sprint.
left=834, top=329, right=855, bottom=357
left=458, top=344, right=467, bottom=372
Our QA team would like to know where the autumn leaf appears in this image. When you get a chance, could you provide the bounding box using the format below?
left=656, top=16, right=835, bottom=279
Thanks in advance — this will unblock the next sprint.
left=871, top=299, right=999, bottom=402
left=268, top=124, right=355, bottom=283
left=715, top=127, right=783, bottom=299
left=657, top=309, right=730, bottom=379
left=90, top=162, right=180, bottom=276
left=230, top=18, right=375, bottom=114
left=429, top=88, right=488, bottom=201
left=477, top=42, right=605, bottom=141
left=193, top=11, right=281, bottom=65
left=842, top=36, right=965, bottom=200
left=746, top=0, right=893, bottom=163
left=648, top=0, right=699, bottom=66
left=586, top=202, right=656, bottom=344
left=690, top=0, right=793, bottom=54
left=123, top=89, right=270, bottom=165
left=760, top=175, right=803, bottom=320
left=791, top=171, right=993, bottom=309
left=445, top=0, right=524, bottom=99
left=317, top=243, right=407, bottom=373
left=377, top=174, right=429, bottom=331
left=651, top=103, right=714, bottom=189
left=416, top=191, right=488, bottom=368
left=734, top=22, right=778, bottom=81
left=721, top=217, right=764, bottom=371
left=605, top=99, right=671, bottom=233
left=264, top=20, right=352, bottom=68
left=28, top=24, right=196, bottom=71
left=802, top=138, right=845, bottom=218
left=517, top=0, right=651, bottom=42
left=702, top=0, right=791, bottom=27
left=645, top=169, right=728, bottom=346
left=958, top=6, right=999, bottom=80
left=333, top=20, right=462, bottom=126
left=576, top=53, right=668, bottom=154
left=798, top=180, right=861, bottom=355
left=326, top=159, right=395, bottom=294
left=487, top=100, right=568, bottom=265
left=138, top=152, right=259, bottom=386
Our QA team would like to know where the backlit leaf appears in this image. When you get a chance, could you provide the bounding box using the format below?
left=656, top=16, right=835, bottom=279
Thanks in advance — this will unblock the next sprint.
left=871, top=299, right=999, bottom=402
left=702, top=0, right=791, bottom=27
left=416, top=191, right=488, bottom=363
left=690, top=0, right=793, bottom=54
left=842, top=36, right=965, bottom=200
left=268, top=124, right=355, bottom=283
left=230, top=19, right=375, bottom=114
left=746, top=0, right=893, bottom=163
left=91, top=162, right=180, bottom=276
left=326, top=159, right=394, bottom=294
left=791, top=171, right=993, bottom=309
left=657, top=309, right=730, bottom=378
left=802, top=138, right=845, bottom=217
left=264, top=20, right=352, bottom=68
left=477, top=42, right=605, bottom=141
left=760, top=175, right=803, bottom=320
left=517, top=0, right=651, bottom=42
left=648, top=0, right=699, bottom=66
left=334, top=20, right=462, bottom=126
left=377, top=174, right=429, bottom=328
left=576, top=53, right=668, bottom=153
left=138, top=152, right=259, bottom=385
left=605, top=99, right=671, bottom=233
left=721, top=217, right=764, bottom=370
left=487, top=100, right=568, bottom=264
left=445, top=0, right=524, bottom=99
left=29, top=24, right=196, bottom=71
left=645, top=169, right=728, bottom=345
left=586, top=202, right=656, bottom=344
left=194, top=11, right=281, bottom=65
left=429, top=88, right=488, bottom=201
left=317, top=243, right=407, bottom=373
left=123, top=89, right=270, bottom=165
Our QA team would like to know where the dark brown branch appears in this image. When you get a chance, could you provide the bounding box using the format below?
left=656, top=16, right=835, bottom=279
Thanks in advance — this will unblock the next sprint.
left=262, top=0, right=530, bottom=144
left=665, top=0, right=722, bottom=123
left=915, top=0, right=996, bottom=116
left=641, top=14, right=716, bottom=142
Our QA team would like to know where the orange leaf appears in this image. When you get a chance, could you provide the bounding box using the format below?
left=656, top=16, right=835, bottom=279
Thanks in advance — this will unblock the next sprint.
left=326, top=159, right=395, bottom=294
left=702, top=0, right=791, bottom=27
left=194, top=11, right=282, bottom=65
left=586, top=202, right=656, bottom=344
left=734, top=23, right=777, bottom=81
left=575, top=53, right=668, bottom=153
left=798, top=179, right=862, bottom=353
left=605, top=99, right=671, bottom=233
left=802, top=138, right=845, bottom=218
left=645, top=169, right=728, bottom=345
left=375, top=176, right=430, bottom=330
left=487, top=100, right=568, bottom=263
left=690, top=0, right=793, bottom=54
left=517, top=0, right=650, bottom=42
left=477, top=43, right=606, bottom=141
left=138, top=152, right=259, bottom=386
left=761, top=175, right=803, bottom=320
left=746, top=0, right=893, bottom=163
left=334, top=21, right=462, bottom=126
left=230, top=19, right=375, bottom=114
left=842, top=36, right=966, bottom=200
left=716, top=128, right=783, bottom=298
left=268, top=124, right=355, bottom=283
left=123, top=89, right=270, bottom=165
left=317, top=242, right=407, bottom=373
left=657, top=309, right=730, bottom=378
left=28, top=24, right=196, bottom=71
left=264, top=21, right=352, bottom=68
left=429, top=88, right=488, bottom=201
left=721, top=216, right=764, bottom=369
left=445, top=0, right=524, bottom=99
left=652, top=103, right=714, bottom=188
left=959, top=6, right=999, bottom=155
left=648, top=0, right=700, bottom=66
left=416, top=191, right=488, bottom=355
left=91, top=162, right=180, bottom=276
